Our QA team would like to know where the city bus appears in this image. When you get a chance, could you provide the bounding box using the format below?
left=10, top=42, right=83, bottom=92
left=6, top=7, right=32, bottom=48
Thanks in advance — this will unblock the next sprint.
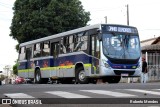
left=18, top=24, right=142, bottom=84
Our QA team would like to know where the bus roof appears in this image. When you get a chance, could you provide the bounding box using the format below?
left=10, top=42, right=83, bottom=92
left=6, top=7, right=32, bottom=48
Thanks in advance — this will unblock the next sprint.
left=19, top=24, right=101, bottom=47
left=19, top=24, right=136, bottom=47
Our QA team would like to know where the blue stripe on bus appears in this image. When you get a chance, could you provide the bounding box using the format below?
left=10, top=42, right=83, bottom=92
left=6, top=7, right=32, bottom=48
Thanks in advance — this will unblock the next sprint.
left=19, top=62, right=27, bottom=69
left=18, top=54, right=93, bottom=70
left=107, top=60, right=139, bottom=69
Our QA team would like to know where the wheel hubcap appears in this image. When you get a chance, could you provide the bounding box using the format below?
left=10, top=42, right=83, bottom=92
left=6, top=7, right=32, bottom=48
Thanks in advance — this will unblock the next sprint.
left=36, top=73, right=40, bottom=82
left=79, top=70, right=85, bottom=81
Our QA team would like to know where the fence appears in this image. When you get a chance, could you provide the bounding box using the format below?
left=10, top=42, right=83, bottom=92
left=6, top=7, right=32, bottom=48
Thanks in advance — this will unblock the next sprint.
left=147, top=54, right=160, bottom=81
left=148, top=65, right=160, bottom=80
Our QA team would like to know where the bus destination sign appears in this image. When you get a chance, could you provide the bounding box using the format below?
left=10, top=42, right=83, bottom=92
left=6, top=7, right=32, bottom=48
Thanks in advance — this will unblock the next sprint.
left=102, top=25, right=138, bottom=33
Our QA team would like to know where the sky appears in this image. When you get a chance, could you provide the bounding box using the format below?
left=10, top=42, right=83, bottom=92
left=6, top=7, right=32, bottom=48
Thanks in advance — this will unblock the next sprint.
left=0, top=0, right=160, bottom=67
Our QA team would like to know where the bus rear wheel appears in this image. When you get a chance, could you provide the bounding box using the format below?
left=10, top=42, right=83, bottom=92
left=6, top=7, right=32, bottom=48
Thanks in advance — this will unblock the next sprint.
left=76, top=67, right=89, bottom=84
left=107, top=76, right=121, bottom=83
left=35, top=69, right=42, bottom=84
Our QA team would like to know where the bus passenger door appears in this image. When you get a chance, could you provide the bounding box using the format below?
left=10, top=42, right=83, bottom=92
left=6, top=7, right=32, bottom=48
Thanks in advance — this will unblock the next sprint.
left=51, top=42, right=59, bottom=78
left=91, top=35, right=100, bottom=75
left=26, top=47, right=32, bottom=78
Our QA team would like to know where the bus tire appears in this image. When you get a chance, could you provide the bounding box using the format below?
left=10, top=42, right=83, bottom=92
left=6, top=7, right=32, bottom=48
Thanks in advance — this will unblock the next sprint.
left=34, top=69, right=42, bottom=84
left=89, top=79, right=97, bottom=84
left=60, top=78, right=73, bottom=84
left=102, top=77, right=108, bottom=83
left=76, top=67, right=88, bottom=84
left=107, top=76, right=121, bottom=83
left=42, top=78, right=49, bottom=84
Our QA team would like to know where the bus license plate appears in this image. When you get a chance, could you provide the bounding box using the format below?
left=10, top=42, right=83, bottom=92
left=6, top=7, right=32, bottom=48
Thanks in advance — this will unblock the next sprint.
left=121, top=74, right=128, bottom=76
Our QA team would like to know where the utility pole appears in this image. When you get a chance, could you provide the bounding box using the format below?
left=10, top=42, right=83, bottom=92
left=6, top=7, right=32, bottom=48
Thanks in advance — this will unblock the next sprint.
left=104, top=16, right=107, bottom=23
left=126, top=4, right=129, bottom=25
left=4, top=65, right=10, bottom=84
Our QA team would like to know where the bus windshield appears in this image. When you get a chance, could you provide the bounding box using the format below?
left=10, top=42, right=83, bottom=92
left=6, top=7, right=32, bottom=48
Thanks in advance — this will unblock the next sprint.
left=102, top=33, right=140, bottom=59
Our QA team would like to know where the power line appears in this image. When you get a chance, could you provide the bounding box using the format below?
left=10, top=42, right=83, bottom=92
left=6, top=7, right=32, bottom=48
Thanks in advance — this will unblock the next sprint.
left=0, top=2, right=13, bottom=9
left=0, top=10, right=12, bottom=12
left=0, top=17, right=12, bottom=21
left=0, top=2, right=13, bottom=6
left=139, top=29, right=160, bottom=31
left=85, top=6, right=123, bottom=12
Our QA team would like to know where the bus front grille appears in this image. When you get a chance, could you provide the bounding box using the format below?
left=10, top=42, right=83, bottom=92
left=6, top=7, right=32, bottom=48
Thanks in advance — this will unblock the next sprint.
left=114, top=70, right=135, bottom=75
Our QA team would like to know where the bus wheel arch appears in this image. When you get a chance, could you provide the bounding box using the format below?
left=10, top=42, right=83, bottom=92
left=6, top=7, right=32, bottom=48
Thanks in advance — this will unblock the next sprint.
left=75, top=63, right=89, bottom=84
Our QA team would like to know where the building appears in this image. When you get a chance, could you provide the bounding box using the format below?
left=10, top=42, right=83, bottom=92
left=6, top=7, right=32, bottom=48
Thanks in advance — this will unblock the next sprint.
left=0, top=65, right=16, bottom=84
left=141, top=36, right=160, bottom=81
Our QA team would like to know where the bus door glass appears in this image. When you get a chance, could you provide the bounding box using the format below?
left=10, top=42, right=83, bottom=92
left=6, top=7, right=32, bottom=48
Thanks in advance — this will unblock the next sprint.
left=91, top=35, right=100, bottom=74
left=26, top=47, right=32, bottom=78
left=51, top=42, right=59, bottom=76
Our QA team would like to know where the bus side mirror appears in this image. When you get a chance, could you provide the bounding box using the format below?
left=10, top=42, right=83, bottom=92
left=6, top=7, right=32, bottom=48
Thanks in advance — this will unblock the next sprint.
left=97, top=29, right=102, bottom=40
left=98, top=33, right=102, bottom=40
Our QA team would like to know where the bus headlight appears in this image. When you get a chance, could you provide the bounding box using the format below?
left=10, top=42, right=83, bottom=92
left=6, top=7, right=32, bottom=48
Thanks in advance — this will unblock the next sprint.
left=102, top=59, right=110, bottom=68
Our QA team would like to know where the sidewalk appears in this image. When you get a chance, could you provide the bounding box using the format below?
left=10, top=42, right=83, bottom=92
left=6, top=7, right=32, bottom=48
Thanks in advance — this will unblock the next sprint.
left=148, top=79, right=160, bottom=83
left=0, top=104, right=12, bottom=107
left=120, top=77, right=160, bottom=83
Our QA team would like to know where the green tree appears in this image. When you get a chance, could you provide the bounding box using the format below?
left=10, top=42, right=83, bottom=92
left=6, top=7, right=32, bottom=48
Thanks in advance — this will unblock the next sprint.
left=10, top=0, right=90, bottom=44
left=13, top=63, right=18, bottom=75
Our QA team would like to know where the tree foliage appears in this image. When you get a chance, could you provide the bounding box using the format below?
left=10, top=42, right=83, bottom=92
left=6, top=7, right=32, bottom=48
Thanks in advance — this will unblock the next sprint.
left=13, top=63, right=18, bottom=75
left=10, top=0, right=90, bottom=43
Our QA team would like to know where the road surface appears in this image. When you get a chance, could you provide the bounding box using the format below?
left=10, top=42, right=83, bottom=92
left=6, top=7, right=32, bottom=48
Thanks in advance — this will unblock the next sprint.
left=0, top=83, right=160, bottom=107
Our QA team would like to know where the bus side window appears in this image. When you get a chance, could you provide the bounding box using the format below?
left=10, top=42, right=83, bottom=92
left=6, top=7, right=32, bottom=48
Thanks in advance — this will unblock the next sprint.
left=26, top=48, right=32, bottom=60
left=60, top=38, right=67, bottom=54
left=74, top=32, right=88, bottom=52
left=19, top=47, right=26, bottom=60
left=68, top=44, right=74, bottom=52
left=51, top=42, right=59, bottom=58
left=63, top=36, right=74, bottom=53
left=42, top=41, right=50, bottom=56
left=54, top=43, right=59, bottom=58
left=80, top=36, right=88, bottom=51
left=60, top=44, right=66, bottom=54
left=92, top=36, right=95, bottom=56
left=34, top=43, right=42, bottom=57
left=67, top=35, right=74, bottom=53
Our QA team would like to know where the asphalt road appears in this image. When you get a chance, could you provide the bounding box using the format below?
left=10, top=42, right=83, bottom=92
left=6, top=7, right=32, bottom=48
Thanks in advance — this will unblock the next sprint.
left=0, top=83, right=160, bottom=107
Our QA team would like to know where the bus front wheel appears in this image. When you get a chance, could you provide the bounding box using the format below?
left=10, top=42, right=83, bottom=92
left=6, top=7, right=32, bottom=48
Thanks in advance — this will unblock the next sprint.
left=107, top=76, right=121, bottom=83
left=76, top=67, right=89, bottom=84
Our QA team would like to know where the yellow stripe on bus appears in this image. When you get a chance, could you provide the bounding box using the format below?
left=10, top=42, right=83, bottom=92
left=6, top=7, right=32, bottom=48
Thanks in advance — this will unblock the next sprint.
left=41, top=67, right=57, bottom=71
left=18, top=64, right=91, bottom=73
left=84, top=64, right=92, bottom=67
left=18, top=69, right=34, bottom=73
